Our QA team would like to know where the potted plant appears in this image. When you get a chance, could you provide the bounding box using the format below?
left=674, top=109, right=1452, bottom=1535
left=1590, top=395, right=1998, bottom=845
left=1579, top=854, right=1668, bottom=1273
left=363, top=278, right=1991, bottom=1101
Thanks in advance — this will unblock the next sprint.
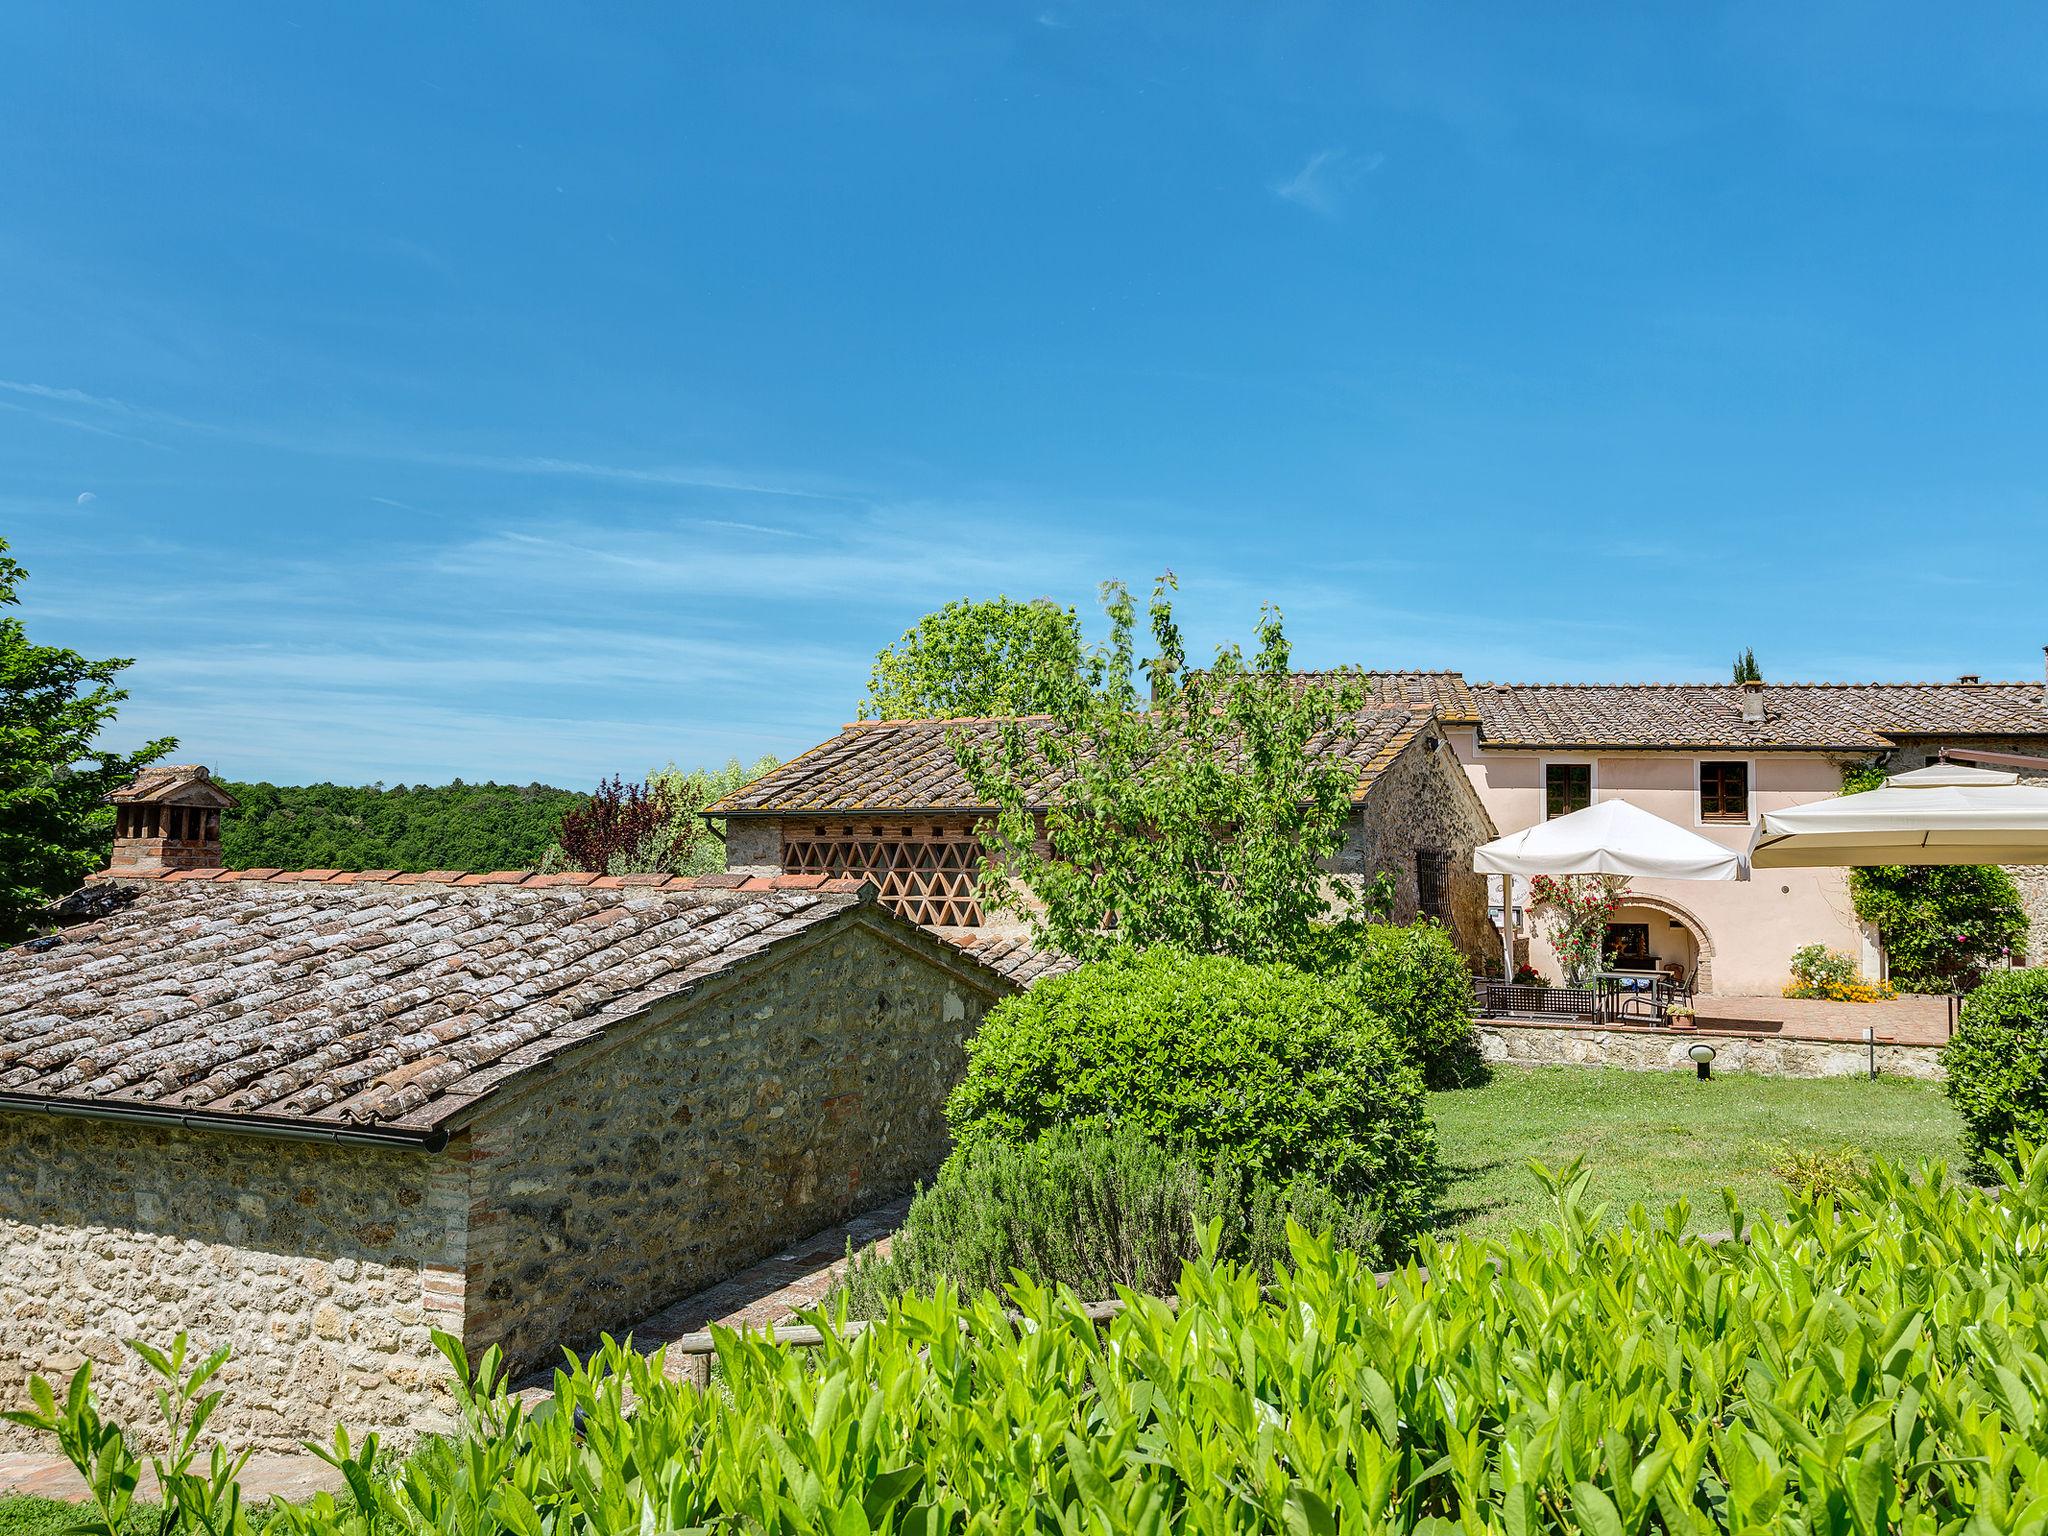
left=1666, top=1001, right=1697, bottom=1031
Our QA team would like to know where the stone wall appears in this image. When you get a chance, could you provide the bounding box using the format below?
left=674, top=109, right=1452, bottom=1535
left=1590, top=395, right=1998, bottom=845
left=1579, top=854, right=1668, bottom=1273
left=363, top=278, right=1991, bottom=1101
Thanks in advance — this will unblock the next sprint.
left=0, top=1118, right=466, bottom=1453
left=722, top=816, right=782, bottom=877
left=1476, top=1020, right=1945, bottom=1081
left=457, top=910, right=1007, bottom=1376
left=1340, top=724, right=1498, bottom=968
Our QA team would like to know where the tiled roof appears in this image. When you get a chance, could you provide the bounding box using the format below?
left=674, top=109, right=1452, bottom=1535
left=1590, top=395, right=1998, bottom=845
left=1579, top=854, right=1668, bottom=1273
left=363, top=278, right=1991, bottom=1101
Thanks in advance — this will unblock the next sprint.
left=706, top=709, right=1435, bottom=815
left=0, top=872, right=1009, bottom=1137
left=1471, top=681, right=2048, bottom=750
left=945, top=934, right=1078, bottom=988
left=1285, top=670, right=1479, bottom=721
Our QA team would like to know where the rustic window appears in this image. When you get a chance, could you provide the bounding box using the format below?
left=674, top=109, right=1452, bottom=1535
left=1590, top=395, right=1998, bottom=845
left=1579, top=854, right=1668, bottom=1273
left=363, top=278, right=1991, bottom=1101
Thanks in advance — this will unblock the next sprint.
left=1544, top=763, right=1592, bottom=819
left=1699, top=761, right=1750, bottom=822
left=1416, top=850, right=1450, bottom=921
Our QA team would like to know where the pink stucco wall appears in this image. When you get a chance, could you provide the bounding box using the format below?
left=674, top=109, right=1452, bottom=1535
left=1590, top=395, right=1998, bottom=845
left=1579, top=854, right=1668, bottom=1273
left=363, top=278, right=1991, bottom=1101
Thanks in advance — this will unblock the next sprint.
left=1442, top=727, right=1872, bottom=995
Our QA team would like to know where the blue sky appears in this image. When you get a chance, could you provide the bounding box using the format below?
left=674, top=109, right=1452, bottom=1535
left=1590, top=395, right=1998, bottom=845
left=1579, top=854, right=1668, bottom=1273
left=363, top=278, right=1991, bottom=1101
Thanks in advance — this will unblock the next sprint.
left=5, top=4, right=2047, bottom=786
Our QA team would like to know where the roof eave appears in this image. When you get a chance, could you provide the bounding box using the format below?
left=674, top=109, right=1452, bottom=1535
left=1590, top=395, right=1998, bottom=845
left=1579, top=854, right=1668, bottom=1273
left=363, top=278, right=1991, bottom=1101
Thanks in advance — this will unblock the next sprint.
left=0, top=1091, right=451, bottom=1152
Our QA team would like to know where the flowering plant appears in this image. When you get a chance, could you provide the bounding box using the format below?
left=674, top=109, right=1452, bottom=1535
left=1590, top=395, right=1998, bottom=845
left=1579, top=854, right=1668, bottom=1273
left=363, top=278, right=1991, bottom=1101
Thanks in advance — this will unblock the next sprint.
left=1526, top=874, right=1631, bottom=987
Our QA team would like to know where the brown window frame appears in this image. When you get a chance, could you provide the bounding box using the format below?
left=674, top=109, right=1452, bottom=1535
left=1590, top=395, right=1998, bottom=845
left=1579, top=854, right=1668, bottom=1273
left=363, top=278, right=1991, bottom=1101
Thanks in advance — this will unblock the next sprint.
left=1698, top=760, right=1751, bottom=823
left=1544, top=762, right=1592, bottom=820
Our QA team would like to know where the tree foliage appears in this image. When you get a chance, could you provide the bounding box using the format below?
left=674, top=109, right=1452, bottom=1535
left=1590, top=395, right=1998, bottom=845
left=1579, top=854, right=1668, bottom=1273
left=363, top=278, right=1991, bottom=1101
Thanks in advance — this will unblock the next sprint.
left=222, top=781, right=587, bottom=872
left=0, top=540, right=172, bottom=940
left=1731, top=647, right=1762, bottom=683
left=547, top=757, right=780, bottom=876
left=955, top=576, right=1369, bottom=967
left=861, top=596, right=1084, bottom=720
left=1839, top=763, right=2030, bottom=993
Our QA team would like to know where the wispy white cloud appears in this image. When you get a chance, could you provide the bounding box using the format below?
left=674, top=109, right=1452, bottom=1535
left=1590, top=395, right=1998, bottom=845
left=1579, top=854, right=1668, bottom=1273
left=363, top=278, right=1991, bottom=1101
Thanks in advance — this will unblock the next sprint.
left=1271, top=147, right=1383, bottom=217
left=0, top=398, right=172, bottom=448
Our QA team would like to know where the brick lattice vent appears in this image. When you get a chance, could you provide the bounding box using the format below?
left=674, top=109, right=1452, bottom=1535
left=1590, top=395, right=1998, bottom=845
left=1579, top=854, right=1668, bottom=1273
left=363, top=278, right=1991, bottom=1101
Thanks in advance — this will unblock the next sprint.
left=779, top=819, right=985, bottom=927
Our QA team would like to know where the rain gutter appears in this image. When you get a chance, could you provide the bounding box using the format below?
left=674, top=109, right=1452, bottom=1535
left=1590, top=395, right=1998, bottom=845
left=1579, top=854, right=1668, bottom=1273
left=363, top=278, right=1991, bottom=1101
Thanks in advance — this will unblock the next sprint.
left=0, top=1092, right=450, bottom=1152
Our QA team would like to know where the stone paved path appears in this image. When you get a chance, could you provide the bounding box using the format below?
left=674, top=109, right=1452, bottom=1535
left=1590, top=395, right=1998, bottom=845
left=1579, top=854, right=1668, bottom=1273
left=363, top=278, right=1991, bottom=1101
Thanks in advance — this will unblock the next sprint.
left=0, top=1198, right=908, bottom=1505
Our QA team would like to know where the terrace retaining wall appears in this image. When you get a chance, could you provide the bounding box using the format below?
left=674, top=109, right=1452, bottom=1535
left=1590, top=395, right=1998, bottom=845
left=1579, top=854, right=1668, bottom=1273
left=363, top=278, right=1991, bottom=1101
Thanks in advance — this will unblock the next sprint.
left=1475, top=1019, right=1945, bottom=1081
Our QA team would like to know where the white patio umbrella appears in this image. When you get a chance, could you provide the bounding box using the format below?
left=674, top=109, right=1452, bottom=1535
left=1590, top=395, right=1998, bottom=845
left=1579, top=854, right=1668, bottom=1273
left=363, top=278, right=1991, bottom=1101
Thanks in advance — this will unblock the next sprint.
left=1750, top=763, right=2048, bottom=868
left=1473, top=799, right=1750, bottom=981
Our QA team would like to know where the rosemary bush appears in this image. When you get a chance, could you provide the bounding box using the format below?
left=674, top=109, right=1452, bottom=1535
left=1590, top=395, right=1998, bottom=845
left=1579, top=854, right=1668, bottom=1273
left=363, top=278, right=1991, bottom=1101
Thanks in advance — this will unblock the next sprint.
left=836, top=1121, right=1384, bottom=1318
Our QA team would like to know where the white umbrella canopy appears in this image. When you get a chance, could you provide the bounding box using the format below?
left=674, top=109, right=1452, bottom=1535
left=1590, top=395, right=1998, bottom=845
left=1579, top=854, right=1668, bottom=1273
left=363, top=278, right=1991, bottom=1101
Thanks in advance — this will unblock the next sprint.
left=1750, top=763, right=2048, bottom=869
left=1474, top=798, right=1752, bottom=881
left=1474, top=799, right=1748, bottom=982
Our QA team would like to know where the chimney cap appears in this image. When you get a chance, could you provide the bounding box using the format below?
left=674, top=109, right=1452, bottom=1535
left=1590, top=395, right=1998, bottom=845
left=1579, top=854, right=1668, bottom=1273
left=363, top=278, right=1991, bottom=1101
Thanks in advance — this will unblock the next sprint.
left=1957, top=674, right=1982, bottom=685
left=1739, top=677, right=1764, bottom=691
left=107, top=764, right=239, bottom=809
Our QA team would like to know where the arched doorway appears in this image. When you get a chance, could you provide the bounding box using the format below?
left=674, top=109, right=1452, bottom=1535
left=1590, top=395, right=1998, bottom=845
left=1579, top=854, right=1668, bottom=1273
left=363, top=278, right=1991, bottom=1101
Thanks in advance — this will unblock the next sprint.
left=1602, top=893, right=1715, bottom=993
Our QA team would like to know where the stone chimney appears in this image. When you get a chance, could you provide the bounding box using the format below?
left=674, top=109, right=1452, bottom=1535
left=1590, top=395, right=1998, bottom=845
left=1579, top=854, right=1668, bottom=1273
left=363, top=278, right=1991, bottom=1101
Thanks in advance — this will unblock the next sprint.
left=107, top=765, right=237, bottom=874
left=1739, top=678, right=1766, bottom=725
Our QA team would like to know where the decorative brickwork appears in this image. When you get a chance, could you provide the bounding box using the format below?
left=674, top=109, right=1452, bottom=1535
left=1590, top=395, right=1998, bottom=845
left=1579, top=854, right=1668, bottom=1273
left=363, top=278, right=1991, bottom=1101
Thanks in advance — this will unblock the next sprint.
left=778, top=818, right=987, bottom=927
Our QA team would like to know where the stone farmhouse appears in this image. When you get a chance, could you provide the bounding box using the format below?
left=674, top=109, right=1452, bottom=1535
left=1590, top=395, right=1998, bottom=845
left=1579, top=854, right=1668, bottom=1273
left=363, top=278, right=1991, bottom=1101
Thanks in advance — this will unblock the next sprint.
left=709, top=665, right=2048, bottom=997
left=1431, top=670, right=2048, bottom=994
left=0, top=790, right=1016, bottom=1451
left=709, top=697, right=1502, bottom=968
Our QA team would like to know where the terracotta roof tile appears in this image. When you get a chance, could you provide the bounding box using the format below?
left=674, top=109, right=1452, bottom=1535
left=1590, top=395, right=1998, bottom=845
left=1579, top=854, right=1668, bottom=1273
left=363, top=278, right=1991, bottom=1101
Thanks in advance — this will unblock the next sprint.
left=708, top=709, right=1435, bottom=815
left=1470, top=680, right=2048, bottom=750
left=2, top=872, right=1008, bottom=1133
left=942, top=933, right=1078, bottom=987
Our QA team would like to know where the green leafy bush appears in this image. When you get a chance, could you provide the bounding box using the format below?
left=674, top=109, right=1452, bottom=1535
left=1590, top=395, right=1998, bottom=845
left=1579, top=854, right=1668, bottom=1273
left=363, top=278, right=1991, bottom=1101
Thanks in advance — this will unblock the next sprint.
left=1850, top=863, right=2029, bottom=992
left=1309, top=920, right=1485, bottom=1088
left=946, top=949, right=1439, bottom=1245
left=836, top=1122, right=1384, bottom=1317
left=22, top=1152, right=2048, bottom=1534
left=1942, top=966, right=2048, bottom=1165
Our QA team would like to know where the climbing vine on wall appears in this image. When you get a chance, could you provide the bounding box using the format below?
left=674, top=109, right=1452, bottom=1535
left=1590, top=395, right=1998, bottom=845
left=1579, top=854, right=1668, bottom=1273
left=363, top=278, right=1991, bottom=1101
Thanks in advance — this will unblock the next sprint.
left=1840, top=761, right=2029, bottom=993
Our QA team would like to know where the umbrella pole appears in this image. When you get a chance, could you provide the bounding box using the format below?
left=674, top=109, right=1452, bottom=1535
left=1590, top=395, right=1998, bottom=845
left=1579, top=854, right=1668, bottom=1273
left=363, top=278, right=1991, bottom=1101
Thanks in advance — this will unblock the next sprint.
left=1501, top=875, right=1514, bottom=981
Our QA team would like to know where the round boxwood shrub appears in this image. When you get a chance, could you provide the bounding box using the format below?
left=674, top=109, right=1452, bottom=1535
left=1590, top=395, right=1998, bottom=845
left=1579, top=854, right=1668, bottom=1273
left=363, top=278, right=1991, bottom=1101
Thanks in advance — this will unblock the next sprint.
left=946, top=949, right=1439, bottom=1246
left=1318, top=920, right=1484, bottom=1088
left=1941, top=967, right=2048, bottom=1165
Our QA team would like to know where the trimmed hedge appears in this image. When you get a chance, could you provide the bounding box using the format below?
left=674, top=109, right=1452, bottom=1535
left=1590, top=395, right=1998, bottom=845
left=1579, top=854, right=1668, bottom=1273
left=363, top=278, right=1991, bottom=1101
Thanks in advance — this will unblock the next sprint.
left=24, top=1153, right=2048, bottom=1534
left=837, top=1121, right=1385, bottom=1317
left=1942, top=966, right=2048, bottom=1164
left=1326, top=920, right=1484, bottom=1088
left=946, top=949, right=1439, bottom=1245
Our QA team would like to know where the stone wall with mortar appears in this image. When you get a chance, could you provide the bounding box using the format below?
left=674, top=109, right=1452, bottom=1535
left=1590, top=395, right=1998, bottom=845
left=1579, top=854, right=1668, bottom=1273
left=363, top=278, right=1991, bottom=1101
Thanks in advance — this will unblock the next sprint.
left=1338, top=724, right=1498, bottom=969
left=456, top=910, right=1008, bottom=1376
left=721, top=817, right=782, bottom=877
left=0, top=1117, right=466, bottom=1453
left=1476, top=1020, right=1945, bottom=1081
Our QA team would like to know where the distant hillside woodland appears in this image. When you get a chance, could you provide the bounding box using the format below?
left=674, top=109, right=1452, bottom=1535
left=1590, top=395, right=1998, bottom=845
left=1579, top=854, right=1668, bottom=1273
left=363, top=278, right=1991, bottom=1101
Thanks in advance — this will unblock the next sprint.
left=220, top=781, right=588, bottom=872
left=218, top=759, right=777, bottom=875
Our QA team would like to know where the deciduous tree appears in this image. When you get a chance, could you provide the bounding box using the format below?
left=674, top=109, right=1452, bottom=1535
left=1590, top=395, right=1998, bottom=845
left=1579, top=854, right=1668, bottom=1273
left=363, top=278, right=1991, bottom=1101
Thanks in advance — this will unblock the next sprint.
left=0, top=540, right=173, bottom=940
left=954, top=575, right=1368, bottom=965
left=862, top=596, right=1084, bottom=720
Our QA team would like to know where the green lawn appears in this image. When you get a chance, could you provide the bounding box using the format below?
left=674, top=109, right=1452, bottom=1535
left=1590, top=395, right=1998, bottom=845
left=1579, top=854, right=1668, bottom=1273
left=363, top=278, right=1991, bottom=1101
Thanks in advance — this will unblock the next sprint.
left=1429, top=1065, right=1965, bottom=1240
left=0, top=1497, right=158, bottom=1536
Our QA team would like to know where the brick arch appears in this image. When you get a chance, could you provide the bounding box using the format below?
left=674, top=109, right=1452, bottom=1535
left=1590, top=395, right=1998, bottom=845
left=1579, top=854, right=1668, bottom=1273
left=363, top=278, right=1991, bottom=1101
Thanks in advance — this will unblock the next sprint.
left=1614, top=892, right=1714, bottom=993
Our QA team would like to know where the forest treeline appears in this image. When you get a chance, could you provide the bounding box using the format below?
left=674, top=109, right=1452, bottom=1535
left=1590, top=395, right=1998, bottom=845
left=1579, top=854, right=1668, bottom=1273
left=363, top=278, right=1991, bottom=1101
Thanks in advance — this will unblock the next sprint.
left=216, top=756, right=780, bottom=875
left=219, top=781, right=589, bottom=872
